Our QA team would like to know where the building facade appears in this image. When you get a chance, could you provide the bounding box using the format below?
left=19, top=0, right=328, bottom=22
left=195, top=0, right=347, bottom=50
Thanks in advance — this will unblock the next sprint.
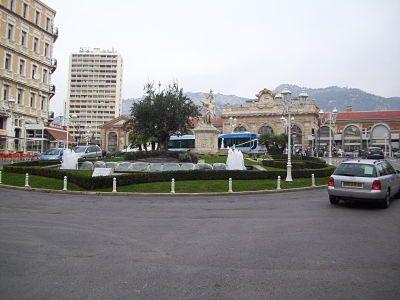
left=0, top=0, right=58, bottom=153
left=66, top=47, right=123, bottom=145
left=221, top=88, right=320, bottom=149
left=317, top=107, right=400, bottom=155
left=99, top=115, right=129, bottom=152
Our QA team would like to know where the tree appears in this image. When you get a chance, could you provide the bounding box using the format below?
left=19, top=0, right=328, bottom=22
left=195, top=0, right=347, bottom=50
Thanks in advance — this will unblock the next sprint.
left=259, top=133, right=288, bottom=155
left=128, top=82, right=201, bottom=150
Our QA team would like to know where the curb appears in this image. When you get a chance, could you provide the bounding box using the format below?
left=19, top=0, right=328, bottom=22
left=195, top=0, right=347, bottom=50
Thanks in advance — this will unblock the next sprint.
left=0, top=183, right=327, bottom=197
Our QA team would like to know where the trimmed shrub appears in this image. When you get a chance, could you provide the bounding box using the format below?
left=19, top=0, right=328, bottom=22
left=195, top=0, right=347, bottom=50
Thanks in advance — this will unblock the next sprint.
left=3, top=163, right=335, bottom=190
left=178, top=152, right=199, bottom=163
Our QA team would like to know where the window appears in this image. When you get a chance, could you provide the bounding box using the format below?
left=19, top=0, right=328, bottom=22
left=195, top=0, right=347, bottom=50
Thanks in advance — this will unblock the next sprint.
left=30, top=93, right=35, bottom=107
left=5, top=53, right=12, bottom=70
left=7, top=24, right=14, bottom=40
left=334, top=163, right=377, bottom=178
left=43, top=69, right=48, bottom=83
left=17, top=89, right=23, bottom=104
left=19, top=59, right=25, bottom=75
left=3, top=85, right=10, bottom=101
left=21, top=30, right=27, bottom=46
left=44, top=43, right=49, bottom=57
left=41, top=96, right=46, bottom=110
left=46, top=17, right=50, bottom=31
left=33, top=37, right=39, bottom=52
left=31, top=64, right=37, bottom=79
left=23, top=3, right=28, bottom=18
left=9, top=0, right=15, bottom=11
left=35, top=11, right=40, bottom=25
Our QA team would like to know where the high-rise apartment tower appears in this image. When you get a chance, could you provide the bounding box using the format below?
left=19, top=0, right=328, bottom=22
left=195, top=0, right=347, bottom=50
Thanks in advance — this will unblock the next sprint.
left=66, top=47, right=123, bottom=144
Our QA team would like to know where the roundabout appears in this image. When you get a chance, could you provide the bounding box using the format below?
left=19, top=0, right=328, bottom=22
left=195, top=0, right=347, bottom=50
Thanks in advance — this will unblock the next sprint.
left=0, top=187, right=399, bottom=299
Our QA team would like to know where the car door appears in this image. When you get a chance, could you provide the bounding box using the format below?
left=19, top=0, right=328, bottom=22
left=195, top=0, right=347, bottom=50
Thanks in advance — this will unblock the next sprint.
left=384, top=161, right=400, bottom=195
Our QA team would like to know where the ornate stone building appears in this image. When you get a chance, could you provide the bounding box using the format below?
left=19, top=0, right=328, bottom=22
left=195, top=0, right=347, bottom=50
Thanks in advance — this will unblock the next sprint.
left=221, top=88, right=320, bottom=149
left=99, top=115, right=129, bottom=152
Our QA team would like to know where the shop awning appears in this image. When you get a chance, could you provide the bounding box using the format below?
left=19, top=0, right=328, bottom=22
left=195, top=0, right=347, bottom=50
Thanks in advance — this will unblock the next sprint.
left=45, top=128, right=76, bottom=143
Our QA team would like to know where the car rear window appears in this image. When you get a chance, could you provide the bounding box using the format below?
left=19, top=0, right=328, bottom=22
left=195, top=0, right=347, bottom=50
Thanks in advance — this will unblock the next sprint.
left=334, top=163, right=377, bottom=177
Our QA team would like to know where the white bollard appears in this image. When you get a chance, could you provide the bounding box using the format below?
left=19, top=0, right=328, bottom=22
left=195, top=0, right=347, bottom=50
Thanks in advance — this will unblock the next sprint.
left=171, top=178, right=175, bottom=193
left=311, top=173, right=316, bottom=187
left=25, top=173, right=30, bottom=188
left=63, top=176, right=68, bottom=191
left=277, top=176, right=281, bottom=190
left=0, top=170, right=2, bottom=184
left=228, top=178, right=233, bottom=193
left=112, top=177, right=117, bottom=193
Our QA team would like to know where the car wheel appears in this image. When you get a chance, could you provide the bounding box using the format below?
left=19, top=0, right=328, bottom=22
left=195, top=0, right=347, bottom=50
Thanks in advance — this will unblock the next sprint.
left=380, top=190, right=391, bottom=209
left=329, top=195, right=340, bottom=205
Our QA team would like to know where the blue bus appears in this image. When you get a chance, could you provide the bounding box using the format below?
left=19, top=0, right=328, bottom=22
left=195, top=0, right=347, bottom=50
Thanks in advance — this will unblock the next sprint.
left=168, top=132, right=265, bottom=153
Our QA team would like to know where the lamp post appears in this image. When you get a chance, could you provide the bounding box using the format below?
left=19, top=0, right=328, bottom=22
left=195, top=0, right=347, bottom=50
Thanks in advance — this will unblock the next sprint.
left=318, top=107, right=337, bottom=164
left=276, top=89, right=294, bottom=182
left=384, top=133, right=388, bottom=157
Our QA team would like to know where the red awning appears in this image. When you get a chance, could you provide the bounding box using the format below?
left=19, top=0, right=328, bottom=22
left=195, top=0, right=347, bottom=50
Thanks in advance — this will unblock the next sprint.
left=45, top=128, right=76, bottom=143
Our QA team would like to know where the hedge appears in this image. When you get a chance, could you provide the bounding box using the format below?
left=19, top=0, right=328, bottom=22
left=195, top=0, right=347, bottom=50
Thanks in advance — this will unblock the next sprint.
left=3, top=162, right=335, bottom=190
left=270, top=155, right=324, bottom=162
left=262, top=159, right=326, bottom=169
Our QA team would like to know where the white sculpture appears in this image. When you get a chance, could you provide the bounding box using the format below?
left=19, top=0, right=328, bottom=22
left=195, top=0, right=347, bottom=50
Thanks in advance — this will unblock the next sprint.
left=226, top=146, right=246, bottom=170
left=202, top=89, right=216, bottom=124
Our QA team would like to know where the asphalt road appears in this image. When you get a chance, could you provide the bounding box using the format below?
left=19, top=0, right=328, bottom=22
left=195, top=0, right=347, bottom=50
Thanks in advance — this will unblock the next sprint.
left=0, top=188, right=399, bottom=300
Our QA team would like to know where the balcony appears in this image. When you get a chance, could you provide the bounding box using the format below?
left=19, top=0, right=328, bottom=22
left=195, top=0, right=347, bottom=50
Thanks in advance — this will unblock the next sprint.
left=50, top=58, right=57, bottom=74
left=53, top=27, right=59, bottom=42
left=49, top=85, right=56, bottom=100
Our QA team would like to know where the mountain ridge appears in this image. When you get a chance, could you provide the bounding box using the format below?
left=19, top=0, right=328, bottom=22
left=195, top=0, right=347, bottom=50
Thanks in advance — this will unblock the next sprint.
left=121, top=85, right=400, bottom=116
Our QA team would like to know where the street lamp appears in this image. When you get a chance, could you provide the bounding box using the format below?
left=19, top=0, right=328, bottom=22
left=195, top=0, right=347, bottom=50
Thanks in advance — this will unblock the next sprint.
left=276, top=89, right=294, bottom=182
left=384, top=133, right=389, bottom=157
left=318, top=107, right=337, bottom=164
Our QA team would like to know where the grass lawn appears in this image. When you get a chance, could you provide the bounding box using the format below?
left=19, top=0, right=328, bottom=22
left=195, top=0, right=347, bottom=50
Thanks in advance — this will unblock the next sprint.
left=1, top=172, right=84, bottom=191
left=96, top=177, right=329, bottom=193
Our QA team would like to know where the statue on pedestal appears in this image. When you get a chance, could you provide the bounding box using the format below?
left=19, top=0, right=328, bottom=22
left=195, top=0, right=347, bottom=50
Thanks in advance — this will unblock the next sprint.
left=202, top=89, right=216, bottom=124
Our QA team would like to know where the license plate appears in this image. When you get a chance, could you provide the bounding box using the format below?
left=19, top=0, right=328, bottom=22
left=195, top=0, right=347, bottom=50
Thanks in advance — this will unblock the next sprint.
left=343, top=181, right=363, bottom=188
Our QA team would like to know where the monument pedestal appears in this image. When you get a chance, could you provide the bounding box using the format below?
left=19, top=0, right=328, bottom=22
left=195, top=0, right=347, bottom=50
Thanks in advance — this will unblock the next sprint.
left=193, top=123, right=220, bottom=154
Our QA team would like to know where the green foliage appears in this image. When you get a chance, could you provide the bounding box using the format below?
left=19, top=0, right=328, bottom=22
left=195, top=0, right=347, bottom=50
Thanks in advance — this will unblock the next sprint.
left=259, top=133, right=288, bottom=155
left=128, top=82, right=201, bottom=150
left=178, top=151, right=199, bottom=163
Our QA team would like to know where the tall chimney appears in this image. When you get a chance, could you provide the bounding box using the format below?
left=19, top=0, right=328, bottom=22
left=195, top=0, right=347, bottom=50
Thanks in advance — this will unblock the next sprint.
left=346, top=105, right=353, bottom=112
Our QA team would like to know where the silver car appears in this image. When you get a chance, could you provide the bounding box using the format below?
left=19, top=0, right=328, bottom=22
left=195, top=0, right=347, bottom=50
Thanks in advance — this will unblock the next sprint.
left=328, top=159, right=400, bottom=208
left=74, top=145, right=102, bottom=159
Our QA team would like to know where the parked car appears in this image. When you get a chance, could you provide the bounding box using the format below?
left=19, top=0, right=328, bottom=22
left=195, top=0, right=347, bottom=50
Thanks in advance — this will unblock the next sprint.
left=365, top=147, right=384, bottom=159
left=328, top=159, right=400, bottom=208
left=40, top=148, right=64, bottom=160
left=74, top=145, right=102, bottom=159
left=394, top=151, right=400, bottom=158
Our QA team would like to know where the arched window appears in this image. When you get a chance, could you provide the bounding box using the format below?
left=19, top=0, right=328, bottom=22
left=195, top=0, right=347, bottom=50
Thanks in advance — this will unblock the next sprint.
left=292, top=125, right=302, bottom=145
left=258, top=126, right=274, bottom=136
left=234, top=126, right=247, bottom=132
left=371, top=125, right=390, bottom=145
left=318, top=126, right=333, bottom=138
left=108, top=132, right=118, bottom=152
left=343, top=125, right=362, bottom=151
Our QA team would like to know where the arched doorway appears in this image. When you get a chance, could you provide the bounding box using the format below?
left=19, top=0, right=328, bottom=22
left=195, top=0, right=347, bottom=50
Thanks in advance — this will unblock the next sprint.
left=318, top=125, right=334, bottom=148
left=258, top=126, right=274, bottom=136
left=292, top=125, right=302, bottom=146
left=342, top=125, right=362, bottom=151
left=371, top=124, right=390, bottom=154
left=108, top=132, right=118, bottom=152
left=234, top=126, right=247, bottom=132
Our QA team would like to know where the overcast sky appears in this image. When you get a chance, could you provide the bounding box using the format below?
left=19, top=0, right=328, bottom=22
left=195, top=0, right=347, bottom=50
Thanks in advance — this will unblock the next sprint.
left=46, top=0, right=400, bottom=116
